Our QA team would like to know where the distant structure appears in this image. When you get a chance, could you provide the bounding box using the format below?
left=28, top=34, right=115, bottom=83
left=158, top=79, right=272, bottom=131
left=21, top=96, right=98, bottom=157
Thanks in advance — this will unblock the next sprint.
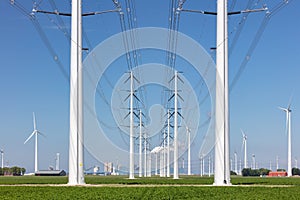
left=55, top=153, right=60, bottom=170
left=241, top=130, right=248, bottom=169
left=93, top=166, right=99, bottom=175
left=186, top=127, right=191, bottom=175
left=35, top=170, right=66, bottom=176
left=0, top=149, right=3, bottom=169
left=252, top=154, right=256, bottom=169
left=234, top=152, right=238, bottom=174
left=268, top=171, right=287, bottom=177
left=104, top=162, right=113, bottom=174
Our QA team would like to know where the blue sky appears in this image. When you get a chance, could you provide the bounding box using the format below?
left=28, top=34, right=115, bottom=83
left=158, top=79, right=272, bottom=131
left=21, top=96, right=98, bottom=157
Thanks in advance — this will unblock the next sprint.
left=0, top=0, right=299, bottom=174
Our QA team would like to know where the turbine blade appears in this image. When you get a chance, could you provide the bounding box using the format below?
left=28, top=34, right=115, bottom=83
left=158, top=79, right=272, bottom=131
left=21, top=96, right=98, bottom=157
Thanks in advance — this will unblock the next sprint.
left=240, top=129, right=245, bottom=137
left=278, top=107, right=288, bottom=112
left=37, top=131, right=46, bottom=138
left=287, top=94, right=293, bottom=110
left=24, top=131, right=35, bottom=144
left=33, top=112, right=37, bottom=131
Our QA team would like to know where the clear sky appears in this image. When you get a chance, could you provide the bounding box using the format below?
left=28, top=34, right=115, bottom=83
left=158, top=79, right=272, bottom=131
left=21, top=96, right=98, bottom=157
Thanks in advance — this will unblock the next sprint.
left=0, top=0, right=299, bottom=174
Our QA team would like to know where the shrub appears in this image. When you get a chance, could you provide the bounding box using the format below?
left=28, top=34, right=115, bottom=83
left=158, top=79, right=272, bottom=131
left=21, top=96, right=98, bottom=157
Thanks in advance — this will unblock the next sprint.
left=0, top=166, right=26, bottom=176
left=242, top=168, right=270, bottom=176
left=292, top=168, right=300, bottom=176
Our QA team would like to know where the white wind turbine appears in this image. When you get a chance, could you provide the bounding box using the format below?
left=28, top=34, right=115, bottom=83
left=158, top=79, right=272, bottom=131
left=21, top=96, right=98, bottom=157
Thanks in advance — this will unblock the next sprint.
left=241, top=129, right=247, bottom=169
left=279, top=103, right=292, bottom=177
left=24, top=112, right=44, bottom=172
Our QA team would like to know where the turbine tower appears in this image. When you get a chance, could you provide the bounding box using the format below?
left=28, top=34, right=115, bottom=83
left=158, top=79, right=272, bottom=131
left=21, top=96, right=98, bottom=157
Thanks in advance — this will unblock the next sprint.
left=24, top=112, right=43, bottom=172
left=144, top=128, right=147, bottom=177
left=279, top=104, right=292, bottom=177
left=252, top=154, right=256, bottom=169
left=234, top=152, right=237, bottom=174
left=200, top=156, right=203, bottom=176
left=208, top=156, right=211, bottom=177
left=139, top=110, right=143, bottom=177
left=241, top=130, right=247, bottom=169
left=186, top=126, right=191, bottom=175
left=1, top=149, right=4, bottom=169
left=55, top=153, right=60, bottom=170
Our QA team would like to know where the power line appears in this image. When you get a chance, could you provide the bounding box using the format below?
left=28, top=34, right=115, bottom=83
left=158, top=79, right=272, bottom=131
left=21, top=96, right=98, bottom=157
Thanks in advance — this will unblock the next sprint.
left=230, top=0, right=292, bottom=90
left=229, top=0, right=263, bottom=55
left=9, top=0, right=130, bottom=136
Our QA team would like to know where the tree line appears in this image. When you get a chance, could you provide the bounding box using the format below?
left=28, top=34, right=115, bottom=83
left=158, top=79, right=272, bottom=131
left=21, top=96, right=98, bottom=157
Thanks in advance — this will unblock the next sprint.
left=241, top=168, right=271, bottom=176
left=239, top=168, right=300, bottom=176
left=0, top=167, right=26, bottom=176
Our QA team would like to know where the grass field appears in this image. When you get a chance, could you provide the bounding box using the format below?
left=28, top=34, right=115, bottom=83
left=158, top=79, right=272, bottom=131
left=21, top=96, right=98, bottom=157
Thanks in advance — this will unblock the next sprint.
left=0, top=175, right=300, bottom=199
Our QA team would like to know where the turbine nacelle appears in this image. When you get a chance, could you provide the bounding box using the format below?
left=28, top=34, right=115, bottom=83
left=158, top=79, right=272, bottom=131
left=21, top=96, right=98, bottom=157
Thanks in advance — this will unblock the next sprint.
left=241, top=129, right=247, bottom=141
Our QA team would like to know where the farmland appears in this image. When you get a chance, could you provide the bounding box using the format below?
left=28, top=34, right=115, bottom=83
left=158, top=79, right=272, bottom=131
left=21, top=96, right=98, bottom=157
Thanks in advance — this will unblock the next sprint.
left=0, top=176, right=300, bottom=199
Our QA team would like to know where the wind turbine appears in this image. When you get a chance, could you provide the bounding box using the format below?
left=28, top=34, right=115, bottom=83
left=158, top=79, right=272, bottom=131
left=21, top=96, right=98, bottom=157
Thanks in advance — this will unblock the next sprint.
left=252, top=154, right=256, bottom=169
left=24, top=112, right=44, bottom=172
left=241, top=129, right=247, bottom=169
left=276, top=156, right=279, bottom=171
left=279, top=103, right=292, bottom=177
left=234, top=152, right=237, bottom=174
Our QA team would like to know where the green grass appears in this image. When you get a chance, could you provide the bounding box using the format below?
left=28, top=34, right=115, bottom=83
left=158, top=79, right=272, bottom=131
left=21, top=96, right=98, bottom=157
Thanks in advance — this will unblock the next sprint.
left=0, top=175, right=213, bottom=185
left=0, top=185, right=300, bottom=200
left=231, top=176, right=300, bottom=186
left=1, top=176, right=300, bottom=199
left=0, top=176, right=68, bottom=185
left=85, top=175, right=214, bottom=185
left=1, top=175, right=300, bottom=185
